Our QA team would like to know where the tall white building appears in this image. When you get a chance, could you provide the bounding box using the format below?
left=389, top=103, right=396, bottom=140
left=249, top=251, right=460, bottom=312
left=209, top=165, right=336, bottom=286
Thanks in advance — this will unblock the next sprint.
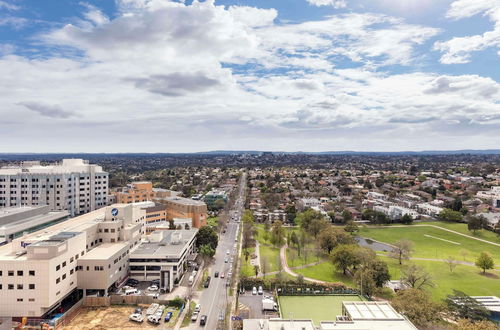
left=0, top=159, right=108, bottom=216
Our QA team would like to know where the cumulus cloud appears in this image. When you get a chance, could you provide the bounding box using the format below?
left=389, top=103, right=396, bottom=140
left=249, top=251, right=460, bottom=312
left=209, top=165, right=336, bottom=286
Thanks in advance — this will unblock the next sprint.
left=306, top=0, right=347, bottom=9
left=435, top=0, right=500, bottom=64
left=17, top=102, right=78, bottom=119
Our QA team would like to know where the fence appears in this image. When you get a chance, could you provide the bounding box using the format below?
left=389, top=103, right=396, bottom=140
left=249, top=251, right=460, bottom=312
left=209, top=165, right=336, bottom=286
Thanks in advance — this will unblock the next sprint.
left=109, top=295, right=169, bottom=306
left=83, top=296, right=111, bottom=307
left=54, top=299, right=84, bottom=329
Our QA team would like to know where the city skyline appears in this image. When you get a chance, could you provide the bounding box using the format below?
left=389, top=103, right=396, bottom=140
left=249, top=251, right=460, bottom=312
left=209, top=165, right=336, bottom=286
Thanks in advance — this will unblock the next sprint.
left=1, top=0, right=499, bottom=152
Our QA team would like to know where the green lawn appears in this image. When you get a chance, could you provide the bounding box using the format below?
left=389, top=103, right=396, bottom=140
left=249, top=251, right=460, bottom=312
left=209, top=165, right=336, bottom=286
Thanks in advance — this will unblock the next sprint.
left=381, top=256, right=500, bottom=301
left=359, top=225, right=500, bottom=264
left=286, top=246, right=322, bottom=267
left=207, top=216, right=218, bottom=227
left=260, top=244, right=281, bottom=273
left=418, top=221, right=500, bottom=243
left=294, top=262, right=355, bottom=287
left=279, top=295, right=362, bottom=325
left=240, top=247, right=255, bottom=278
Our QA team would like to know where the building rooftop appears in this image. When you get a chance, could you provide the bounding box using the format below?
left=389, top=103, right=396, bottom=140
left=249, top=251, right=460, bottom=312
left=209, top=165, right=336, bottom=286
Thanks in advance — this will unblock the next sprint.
left=160, top=196, right=206, bottom=206
left=472, top=296, right=500, bottom=313
left=79, top=242, right=129, bottom=260
left=131, top=229, right=197, bottom=258
left=343, top=302, right=404, bottom=321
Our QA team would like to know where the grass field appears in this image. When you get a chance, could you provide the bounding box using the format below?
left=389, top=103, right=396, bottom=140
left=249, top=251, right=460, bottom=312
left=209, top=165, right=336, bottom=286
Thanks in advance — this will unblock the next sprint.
left=358, top=225, right=500, bottom=264
left=381, top=256, right=500, bottom=301
left=294, top=262, right=355, bottom=287
left=418, top=221, right=500, bottom=243
left=207, top=216, right=218, bottom=227
left=260, top=244, right=281, bottom=273
left=240, top=247, right=255, bottom=277
left=279, top=295, right=362, bottom=325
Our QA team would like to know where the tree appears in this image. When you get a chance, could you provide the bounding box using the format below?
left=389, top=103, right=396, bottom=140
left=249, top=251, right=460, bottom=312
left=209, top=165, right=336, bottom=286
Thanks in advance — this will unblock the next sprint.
left=445, top=256, right=458, bottom=273
left=270, top=220, right=285, bottom=246
left=354, top=268, right=376, bottom=297
left=468, top=215, right=485, bottom=233
left=253, top=265, right=260, bottom=278
left=319, top=226, right=355, bottom=254
left=475, top=252, right=494, bottom=274
left=342, top=210, right=353, bottom=224
left=308, top=218, right=329, bottom=238
left=261, top=256, right=269, bottom=278
left=199, top=244, right=215, bottom=264
left=243, top=249, right=250, bottom=263
left=196, top=226, right=218, bottom=250
left=452, top=198, right=463, bottom=211
left=452, top=319, right=498, bottom=330
left=391, top=289, right=443, bottom=328
left=184, top=223, right=190, bottom=230
left=297, top=274, right=304, bottom=285
left=446, top=290, right=491, bottom=321
left=401, top=263, right=434, bottom=289
left=400, top=214, right=413, bottom=225
left=331, top=244, right=360, bottom=275
left=438, top=208, right=463, bottom=222
left=389, top=239, right=414, bottom=265
left=369, top=259, right=391, bottom=287
left=295, top=209, right=324, bottom=232
left=168, top=219, right=176, bottom=230
left=495, top=220, right=500, bottom=237
left=459, top=248, right=470, bottom=261
left=344, top=221, right=359, bottom=234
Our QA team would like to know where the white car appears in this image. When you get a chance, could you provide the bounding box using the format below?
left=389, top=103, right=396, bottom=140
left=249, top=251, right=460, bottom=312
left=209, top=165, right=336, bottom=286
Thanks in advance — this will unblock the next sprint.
left=147, top=285, right=159, bottom=291
left=129, top=313, right=144, bottom=323
left=191, top=311, right=199, bottom=321
left=252, top=287, right=257, bottom=295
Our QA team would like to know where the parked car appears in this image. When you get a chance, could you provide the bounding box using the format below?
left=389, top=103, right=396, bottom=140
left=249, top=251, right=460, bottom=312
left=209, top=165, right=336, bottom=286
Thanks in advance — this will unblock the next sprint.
left=129, top=313, right=144, bottom=323
left=258, top=286, right=263, bottom=295
left=147, top=285, right=159, bottom=291
left=126, top=279, right=139, bottom=287
left=204, top=276, right=211, bottom=288
left=134, top=307, right=142, bottom=314
left=214, top=271, right=219, bottom=278
left=252, top=287, right=257, bottom=295
left=151, top=279, right=160, bottom=285
left=220, top=272, right=225, bottom=279
left=195, top=304, right=201, bottom=313
left=224, top=258, right=228, bottom=263
left=218, top=311, right=224, bottom=321
left=147, top=314, right=161, bottom=324
left=124, top=288, right=141, bottom=295
left=164, top=312, right=173, bottom=322
left=200, top=315, right=207, bottom=326
left=191, top=311, right=199, bottom=322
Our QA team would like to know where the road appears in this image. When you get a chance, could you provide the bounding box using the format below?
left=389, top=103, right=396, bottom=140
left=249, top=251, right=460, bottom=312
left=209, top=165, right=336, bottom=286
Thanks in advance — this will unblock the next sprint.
left=192, top=172, right=246, bottom=330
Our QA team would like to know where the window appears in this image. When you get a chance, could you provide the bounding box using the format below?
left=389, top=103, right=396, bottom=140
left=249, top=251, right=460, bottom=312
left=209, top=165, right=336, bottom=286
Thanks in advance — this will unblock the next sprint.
left=17, top=298, right=23, bottom=302
left=8, top=270, right=14, bottom=276
left=17, top=284, right=23, bottom=289
left=62, top=274, right=66, bottom=280
left=62, top=261, right=66, bottom=267
left=8, top=284, right=14, bottom=290
left=56, top=265, right=60, bottom=271
left=70, top=257, right=74, bottom=263
left=29, top=298, right=35, bottom=302
left=70, top=269, right=74, bottom=275
left=56, top=278, right=60, bottom=284
left=29, top=284, right=35, bottom=289
left=29, top=270, right=35, bottom=276
left=17, top=270, right=23, bottom=276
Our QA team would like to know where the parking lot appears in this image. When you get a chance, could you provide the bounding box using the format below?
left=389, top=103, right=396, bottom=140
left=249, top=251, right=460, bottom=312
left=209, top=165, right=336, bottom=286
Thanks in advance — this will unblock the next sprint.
left=64, top=305, right=180, bottom=329
left=238, top=290, right=278, bottom=319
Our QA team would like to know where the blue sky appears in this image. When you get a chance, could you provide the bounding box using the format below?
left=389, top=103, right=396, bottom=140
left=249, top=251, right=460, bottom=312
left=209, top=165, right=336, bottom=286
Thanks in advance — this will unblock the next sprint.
left=0, top=0, right=499, bottom=152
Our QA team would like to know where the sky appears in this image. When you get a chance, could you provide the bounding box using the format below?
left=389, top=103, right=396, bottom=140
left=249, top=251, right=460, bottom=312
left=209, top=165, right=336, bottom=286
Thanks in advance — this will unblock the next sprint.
left=0, top=0, right=499, bottom=153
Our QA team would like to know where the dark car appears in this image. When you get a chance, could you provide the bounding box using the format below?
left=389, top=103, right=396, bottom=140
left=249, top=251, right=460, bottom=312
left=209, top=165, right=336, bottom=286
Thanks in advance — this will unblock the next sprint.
left=151, top=279, right=160, bottom=285
left=203, top=276, right=211, bottom=288
left=126, top=279, right=139, bottom=286
left=200, top=315, right=207, bottom=326
left=164, top=312, right=173, bottom=322
left=214, top=271, right=219, bottom=278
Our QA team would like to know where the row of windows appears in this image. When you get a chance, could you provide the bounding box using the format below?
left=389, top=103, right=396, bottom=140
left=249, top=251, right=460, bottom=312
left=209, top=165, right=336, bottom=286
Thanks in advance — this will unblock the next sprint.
left=0, top=284, right=36, bottom=290
left=0, top=270, right=35, bottom=276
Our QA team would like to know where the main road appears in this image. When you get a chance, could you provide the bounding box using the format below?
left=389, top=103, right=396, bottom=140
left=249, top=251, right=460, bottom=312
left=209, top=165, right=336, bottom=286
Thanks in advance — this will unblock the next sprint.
left=192, top=172, right=246, bottom=330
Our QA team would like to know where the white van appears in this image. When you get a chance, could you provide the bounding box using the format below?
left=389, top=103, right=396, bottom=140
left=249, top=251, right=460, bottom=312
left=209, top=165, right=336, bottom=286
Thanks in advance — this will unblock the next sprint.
left=124, top=288, right=140, bottom=295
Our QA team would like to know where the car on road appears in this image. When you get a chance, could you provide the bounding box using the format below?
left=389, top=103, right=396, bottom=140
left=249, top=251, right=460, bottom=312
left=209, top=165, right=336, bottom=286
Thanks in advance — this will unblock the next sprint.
left=252, top=287, right=257, bottom=295
left=195, top=304, right=201, bottom=313
left=218, top=311, right=224, bottom=321
left=220, top=272, right=225, bottom=278
left=224, top=258, right=228, bottom=263
left=214, top=271, right=219, bottom=278
left=164, top=311, right=173, bottom=322
left=147, top=285, right=159, bottom=291
left=191, top=311, right=199, bottom=322
left=129, top=313, right=144, bottom=323
left=200, top=315, right=207, bottom=326
left=204, top=276, right=211, bottom=288
left=258, top=286, right=263, bottom=295
left=226, top=250, right=230, bottom=255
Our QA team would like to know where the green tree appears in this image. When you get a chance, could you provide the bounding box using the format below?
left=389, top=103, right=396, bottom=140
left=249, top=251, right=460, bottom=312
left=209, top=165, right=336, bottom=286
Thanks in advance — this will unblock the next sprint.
left=401, top=263, right=434, bottom=289
left=253, top=265, right=260, bottom=278
left=475, top=252, right=494, bottom=274
left=446, top=290, right=491, bottom=321
left=168, top=219, right=176, bottom=230
left=354, top=268, right=376, bottom=297
left=344, top=221, right=359, bottom=234
left=319, top=226, right=355, bottom=254
left=438, top=208, right=463, bottom=222
left=468, top=215, right=486, bottom=233
left=452, top=319, right=498, bottom=330
left=199, top=244, right=215, bottom=263
left=400, top=214, right=413, bottom=225
left=331, top=244, right=360, bottom=275
left=196, top=226, right=219, bottom=250
left=391, top=289, right=443, bottom=328
left=369, top=259, right=391, bottom=287
left=243, top=249, right=250, bottom=262
left=270, top=220, right=285, bottom=246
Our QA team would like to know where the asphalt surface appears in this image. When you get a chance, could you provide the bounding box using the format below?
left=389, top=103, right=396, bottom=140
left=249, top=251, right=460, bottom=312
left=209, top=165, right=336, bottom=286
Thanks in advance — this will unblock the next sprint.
left=192, top=173, right=246, bottom=330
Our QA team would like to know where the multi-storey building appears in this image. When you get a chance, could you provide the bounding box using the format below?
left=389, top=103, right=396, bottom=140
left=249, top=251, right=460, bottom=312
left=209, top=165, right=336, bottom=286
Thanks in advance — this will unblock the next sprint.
left=0, top=159, right=108, bottom=216
left=113, top=181, right=156, bottom=204
left=154, top=196, right=207, bottom=228
left=0, top=204, right=145, bottom=318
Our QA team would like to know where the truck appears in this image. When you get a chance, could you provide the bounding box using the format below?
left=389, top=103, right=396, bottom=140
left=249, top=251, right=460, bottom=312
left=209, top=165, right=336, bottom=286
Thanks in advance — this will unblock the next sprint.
left=262, top=298, right=278, bottom=311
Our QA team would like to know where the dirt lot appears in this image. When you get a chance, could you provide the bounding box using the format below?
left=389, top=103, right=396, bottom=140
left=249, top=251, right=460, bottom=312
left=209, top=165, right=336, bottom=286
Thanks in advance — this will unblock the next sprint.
left=63, top=305, right=179, bottom=330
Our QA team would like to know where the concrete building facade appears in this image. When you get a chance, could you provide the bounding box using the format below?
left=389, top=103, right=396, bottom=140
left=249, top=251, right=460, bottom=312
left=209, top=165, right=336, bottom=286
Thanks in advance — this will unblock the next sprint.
left=0, top=159, right=108, bottom=217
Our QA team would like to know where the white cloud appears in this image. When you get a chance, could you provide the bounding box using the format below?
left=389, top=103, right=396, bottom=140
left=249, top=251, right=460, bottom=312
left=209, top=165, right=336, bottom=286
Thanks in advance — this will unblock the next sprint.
left=0, top=1, right=20, bottom=11
left=435, top=0, right=500, bottom=64
left=306, top=0, right=347, bottom=9
left=0, top=0, right=498, bottom=152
